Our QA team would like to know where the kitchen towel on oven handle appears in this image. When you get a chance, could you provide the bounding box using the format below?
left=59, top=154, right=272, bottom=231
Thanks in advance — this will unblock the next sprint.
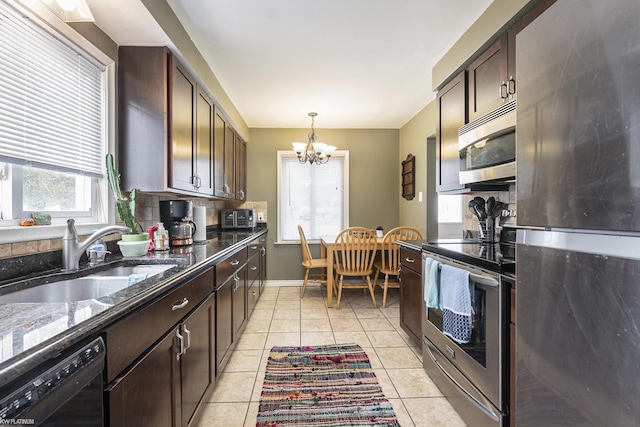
left=423, top=257, right=442, bottom=309
left=441, top=264, right=472, bottom=344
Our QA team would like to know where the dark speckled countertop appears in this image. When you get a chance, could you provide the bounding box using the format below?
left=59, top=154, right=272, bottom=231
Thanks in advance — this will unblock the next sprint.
left=0, top=228, right=267, bottom=386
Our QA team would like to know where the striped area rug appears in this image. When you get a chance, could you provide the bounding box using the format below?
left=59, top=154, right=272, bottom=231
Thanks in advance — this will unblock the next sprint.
left=257, top=344, right=400, bottom=426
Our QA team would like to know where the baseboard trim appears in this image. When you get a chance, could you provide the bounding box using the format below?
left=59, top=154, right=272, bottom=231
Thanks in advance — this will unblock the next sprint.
left=265, top=280, right=320, bottom=287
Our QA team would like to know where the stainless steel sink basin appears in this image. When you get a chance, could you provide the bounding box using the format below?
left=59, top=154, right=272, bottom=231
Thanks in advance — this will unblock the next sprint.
left=0, top=262, right=181, bottom=304
left=0, top=276, right=131, bottom=303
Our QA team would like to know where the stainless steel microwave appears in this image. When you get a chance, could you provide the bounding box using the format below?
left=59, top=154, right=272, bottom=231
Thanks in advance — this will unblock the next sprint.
left=458, top=100, right=516, bottom=185
left=220, top=209, right=256, bottom=229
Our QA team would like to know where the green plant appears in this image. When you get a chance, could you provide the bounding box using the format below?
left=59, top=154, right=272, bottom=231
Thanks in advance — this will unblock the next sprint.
left=106, top=153, right=140, bottom=233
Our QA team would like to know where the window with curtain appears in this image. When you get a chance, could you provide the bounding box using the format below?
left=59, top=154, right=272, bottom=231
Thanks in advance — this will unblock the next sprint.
left=0, top=0, right=106, bottom=224
left=277, top=151, right=349, bottom=242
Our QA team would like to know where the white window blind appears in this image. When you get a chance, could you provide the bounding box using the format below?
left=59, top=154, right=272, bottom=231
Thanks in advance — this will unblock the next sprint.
left=278, top=151, right=349, bottom=242
left=0, top=0, right=105, bottom=177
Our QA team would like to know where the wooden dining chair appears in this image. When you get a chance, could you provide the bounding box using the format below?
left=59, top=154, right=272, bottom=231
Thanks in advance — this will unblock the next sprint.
left=333, top=227, right=378, bottom=309
left=374, top=226, right=423, bottom=308
left=298, top=225, right=328, bottom=298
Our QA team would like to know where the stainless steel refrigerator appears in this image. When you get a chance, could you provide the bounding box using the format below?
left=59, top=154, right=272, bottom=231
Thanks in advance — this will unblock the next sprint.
left=515, top=0, right=640, bottom=425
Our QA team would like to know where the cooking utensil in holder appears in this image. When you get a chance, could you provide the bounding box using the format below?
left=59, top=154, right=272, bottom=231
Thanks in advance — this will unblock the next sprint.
left=478, top=217, right=495, bottom=243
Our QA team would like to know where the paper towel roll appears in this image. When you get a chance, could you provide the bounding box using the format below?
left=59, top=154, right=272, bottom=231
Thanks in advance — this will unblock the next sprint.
left=193, top=206, right=207, bottom=242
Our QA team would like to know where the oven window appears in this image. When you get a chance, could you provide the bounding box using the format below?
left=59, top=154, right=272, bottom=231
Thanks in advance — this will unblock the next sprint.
left=460, top=131, right=515, bottom=171
left=427, top=284, right=487, bottom=367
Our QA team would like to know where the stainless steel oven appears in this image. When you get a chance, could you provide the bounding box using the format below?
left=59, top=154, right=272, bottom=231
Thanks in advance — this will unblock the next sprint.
left=422, top=250, right=508, bottom=427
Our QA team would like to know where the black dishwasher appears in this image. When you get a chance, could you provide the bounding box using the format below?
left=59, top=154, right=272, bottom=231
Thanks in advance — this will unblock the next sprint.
left=0, top=337, right=105, bottom=426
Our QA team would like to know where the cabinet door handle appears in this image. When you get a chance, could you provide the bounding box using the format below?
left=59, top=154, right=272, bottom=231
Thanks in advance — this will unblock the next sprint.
left=500, top=81, right=508, bottom=100
left=172, top=298, right=189, bottom=311
left=182, top=324, right=191, bottom=354
left=233, top=274, right=239, bottom=291
left=176, top=328, right=184, bottom=360
left=508, top=76, right=516, bottom=96
left=230, top=260, right=240, bottom=266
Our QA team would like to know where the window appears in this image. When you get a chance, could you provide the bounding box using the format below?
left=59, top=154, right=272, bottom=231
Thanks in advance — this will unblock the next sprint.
left=0, top=0, right=109, bottom=227
left=438, top=194, right=463, bottom=223
left=277, top=151, right=349, bottom=242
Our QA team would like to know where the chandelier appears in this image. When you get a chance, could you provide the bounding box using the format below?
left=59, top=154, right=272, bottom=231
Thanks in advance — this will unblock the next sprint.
left=292, top=112, right=336, bottom=165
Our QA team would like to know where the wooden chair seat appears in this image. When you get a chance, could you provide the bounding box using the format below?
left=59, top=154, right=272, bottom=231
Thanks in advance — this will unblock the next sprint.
left=373, top=226, right=423, bottom=308
left=298, top=225, right=328, bottom=298
left=333, top=227, right=377, bottom=309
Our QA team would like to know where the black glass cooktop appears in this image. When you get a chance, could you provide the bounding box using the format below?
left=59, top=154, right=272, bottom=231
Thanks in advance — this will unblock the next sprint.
left=422, top=238, right=515, bottom=276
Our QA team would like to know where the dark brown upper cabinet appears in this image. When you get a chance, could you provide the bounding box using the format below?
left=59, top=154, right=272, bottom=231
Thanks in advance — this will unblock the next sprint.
left=467, top=34, right=510, bottom=121
left=436, top=71, right=467, bottom=193
left=119, top=46, right=230, bottom=198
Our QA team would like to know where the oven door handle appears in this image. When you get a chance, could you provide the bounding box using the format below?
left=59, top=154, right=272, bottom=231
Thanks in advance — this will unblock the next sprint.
left=423, top=252, right=499, bottom=288
left=425, top=342, right=501, bottom=422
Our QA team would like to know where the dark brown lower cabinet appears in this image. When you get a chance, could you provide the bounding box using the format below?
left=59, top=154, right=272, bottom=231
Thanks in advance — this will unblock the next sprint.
left=399, top=247, right=423, bottom=345
left=215, top=277, right=233, bottom=374
left=105, top=269, right=215, bottom=427
left=108, top=328, right=178, bottom=427
left=216, top=262, right=247, bottom=376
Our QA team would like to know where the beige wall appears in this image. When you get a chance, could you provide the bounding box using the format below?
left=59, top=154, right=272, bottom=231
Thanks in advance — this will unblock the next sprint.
left=398, top=100, right=438, bottom=240
left=247, top=128, right=399, bottom=280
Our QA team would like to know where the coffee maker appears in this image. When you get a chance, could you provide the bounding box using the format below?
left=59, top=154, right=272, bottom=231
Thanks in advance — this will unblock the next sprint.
left=159, top=200, right=196, bottom=246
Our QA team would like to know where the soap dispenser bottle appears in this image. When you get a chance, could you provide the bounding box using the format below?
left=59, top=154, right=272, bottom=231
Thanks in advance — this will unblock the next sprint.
left=154, top=223, right=169, bottom=251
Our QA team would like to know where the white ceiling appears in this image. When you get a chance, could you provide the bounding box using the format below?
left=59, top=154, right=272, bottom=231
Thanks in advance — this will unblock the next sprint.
left=89, top=0, right=493, bottom=129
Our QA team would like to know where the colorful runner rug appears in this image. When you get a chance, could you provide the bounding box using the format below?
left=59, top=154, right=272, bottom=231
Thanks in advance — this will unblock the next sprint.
left=257, top=343, right=400, bottom=426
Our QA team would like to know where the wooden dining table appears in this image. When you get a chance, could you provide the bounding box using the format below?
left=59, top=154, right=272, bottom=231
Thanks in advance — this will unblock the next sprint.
left=320, top=234, right=384, bottom=308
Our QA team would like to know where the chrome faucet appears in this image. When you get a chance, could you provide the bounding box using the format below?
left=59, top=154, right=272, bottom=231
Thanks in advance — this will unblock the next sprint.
left=62, top=219, right=130, bottom=272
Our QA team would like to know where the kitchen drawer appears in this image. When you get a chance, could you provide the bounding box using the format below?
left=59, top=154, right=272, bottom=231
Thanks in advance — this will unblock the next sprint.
left=248, top=238, right=261, bottom=258
left=247, top=253, right=260, bottom=283
left=216, top=247, right=248, bottom=288
left=247, top=281, right=259, bottom=315
left=104, top=268, right=214, bottom=382
left=400, top=247, right=421, bottom=273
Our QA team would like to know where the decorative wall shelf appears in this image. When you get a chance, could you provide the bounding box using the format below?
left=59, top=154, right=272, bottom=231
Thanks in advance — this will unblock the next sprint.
left=402, top=154, right=415, bottom=200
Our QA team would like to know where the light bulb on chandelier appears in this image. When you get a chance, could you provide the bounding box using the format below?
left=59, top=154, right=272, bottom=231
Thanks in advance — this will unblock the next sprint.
left=292, top=112, right=336, bottom=165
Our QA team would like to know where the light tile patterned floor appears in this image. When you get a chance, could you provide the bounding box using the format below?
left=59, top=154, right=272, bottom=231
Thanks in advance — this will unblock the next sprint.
left=195, top=285, right=467, bottom=427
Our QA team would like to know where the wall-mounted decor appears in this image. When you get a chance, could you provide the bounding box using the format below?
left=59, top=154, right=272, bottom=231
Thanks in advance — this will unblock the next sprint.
left=401, top=154, right=415, bottom=200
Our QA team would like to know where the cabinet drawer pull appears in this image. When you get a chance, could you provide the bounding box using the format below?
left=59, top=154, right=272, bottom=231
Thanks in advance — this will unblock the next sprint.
left=230, top=260, right=240, bottom=266
left=172, top=298, right=189, bottom=311
left=251, top=266, right=258, bottom=271
left=405, top=257, right=415, bottom=263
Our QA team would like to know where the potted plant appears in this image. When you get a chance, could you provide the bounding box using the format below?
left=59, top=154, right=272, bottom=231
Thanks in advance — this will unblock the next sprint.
left=106, top=153, right=147, bottom=242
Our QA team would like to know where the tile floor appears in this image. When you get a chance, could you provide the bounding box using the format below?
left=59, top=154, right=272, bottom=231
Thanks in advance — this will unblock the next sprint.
left=196, top=285, right=467, bottom=426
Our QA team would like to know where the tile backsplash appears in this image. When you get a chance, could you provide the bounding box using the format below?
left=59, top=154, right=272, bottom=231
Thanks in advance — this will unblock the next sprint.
left=0, top=193, right=268, bottom=260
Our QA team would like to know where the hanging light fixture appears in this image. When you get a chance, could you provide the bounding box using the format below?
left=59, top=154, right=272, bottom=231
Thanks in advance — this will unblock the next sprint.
left=292, top=112, right=336, bottom=165
left=40, top=0, right=95, bottom=22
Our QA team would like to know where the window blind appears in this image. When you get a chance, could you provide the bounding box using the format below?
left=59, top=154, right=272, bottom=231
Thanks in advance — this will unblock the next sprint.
left=279, top=153, right=347, bottom=241
left=0, top=1, right=105, bottom=177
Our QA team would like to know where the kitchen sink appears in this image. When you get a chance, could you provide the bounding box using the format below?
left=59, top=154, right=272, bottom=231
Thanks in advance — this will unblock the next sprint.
left=0, top=261, right=181, bottom=304
left=0, top=276, right=132, bottom=303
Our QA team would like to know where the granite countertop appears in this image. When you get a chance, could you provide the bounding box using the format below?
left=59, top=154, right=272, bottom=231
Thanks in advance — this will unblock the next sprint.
left=0, top=228, right=267, bottom=385
left=396, top=240, right=426, bottom=252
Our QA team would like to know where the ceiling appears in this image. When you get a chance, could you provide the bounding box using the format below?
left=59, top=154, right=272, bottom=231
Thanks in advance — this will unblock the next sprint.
left=89, top=0, right=493, bottom=129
